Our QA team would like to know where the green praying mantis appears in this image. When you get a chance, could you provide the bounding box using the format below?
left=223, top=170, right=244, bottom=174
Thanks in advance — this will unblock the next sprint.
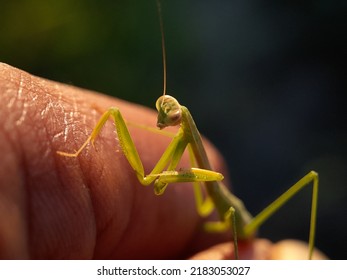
left=57, top=1, right=319, bottom=259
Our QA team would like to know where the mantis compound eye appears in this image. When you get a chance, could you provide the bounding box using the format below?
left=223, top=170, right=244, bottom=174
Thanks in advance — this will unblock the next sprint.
left=156, top=95, right=182, bottom=129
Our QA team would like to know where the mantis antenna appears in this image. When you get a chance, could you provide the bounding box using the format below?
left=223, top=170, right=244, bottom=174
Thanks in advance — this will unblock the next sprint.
left=156, top=0, right=167, bottom=98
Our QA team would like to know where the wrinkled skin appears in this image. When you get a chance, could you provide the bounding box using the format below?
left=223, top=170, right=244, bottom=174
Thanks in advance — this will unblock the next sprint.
left=0, top=63, right=327, bottom=259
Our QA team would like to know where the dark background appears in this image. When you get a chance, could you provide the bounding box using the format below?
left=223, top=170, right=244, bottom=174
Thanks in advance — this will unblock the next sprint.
left=1, top=0, right=346, bottom=259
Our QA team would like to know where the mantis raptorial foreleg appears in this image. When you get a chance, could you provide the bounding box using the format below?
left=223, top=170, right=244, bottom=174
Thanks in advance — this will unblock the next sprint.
left=57, top=106, right=224, bottom=195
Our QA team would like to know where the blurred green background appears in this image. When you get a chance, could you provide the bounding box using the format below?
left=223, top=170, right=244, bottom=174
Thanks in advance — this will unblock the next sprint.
left=1, top=0, right=346, bottom=259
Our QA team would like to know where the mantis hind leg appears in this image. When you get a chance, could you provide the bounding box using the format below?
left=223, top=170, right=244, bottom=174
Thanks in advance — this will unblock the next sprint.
left=243, top=171, right=319, bottom=259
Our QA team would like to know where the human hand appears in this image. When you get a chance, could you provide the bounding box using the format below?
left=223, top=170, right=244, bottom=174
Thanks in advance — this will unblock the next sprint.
left=0, top=63, right=326, bottom=259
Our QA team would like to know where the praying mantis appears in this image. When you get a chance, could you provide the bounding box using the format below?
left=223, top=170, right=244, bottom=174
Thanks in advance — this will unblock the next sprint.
left=57, top=0, right=319, bottom=259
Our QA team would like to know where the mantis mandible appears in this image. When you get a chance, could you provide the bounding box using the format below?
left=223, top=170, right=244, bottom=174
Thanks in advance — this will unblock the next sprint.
left=57, top=0, right=319, bottom=259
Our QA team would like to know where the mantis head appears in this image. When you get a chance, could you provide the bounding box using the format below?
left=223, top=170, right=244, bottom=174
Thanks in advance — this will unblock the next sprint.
left=156, top=95, right=182, bottom=129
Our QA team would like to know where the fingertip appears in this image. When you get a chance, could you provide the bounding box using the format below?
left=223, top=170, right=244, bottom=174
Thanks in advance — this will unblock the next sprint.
left=270, top=239, right=328, bottom=260
left=189, top=239, right=273, bottom=260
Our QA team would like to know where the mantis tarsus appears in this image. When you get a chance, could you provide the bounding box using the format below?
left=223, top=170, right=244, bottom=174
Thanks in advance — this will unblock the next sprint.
left=57, top=1, right=319, bottom=259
